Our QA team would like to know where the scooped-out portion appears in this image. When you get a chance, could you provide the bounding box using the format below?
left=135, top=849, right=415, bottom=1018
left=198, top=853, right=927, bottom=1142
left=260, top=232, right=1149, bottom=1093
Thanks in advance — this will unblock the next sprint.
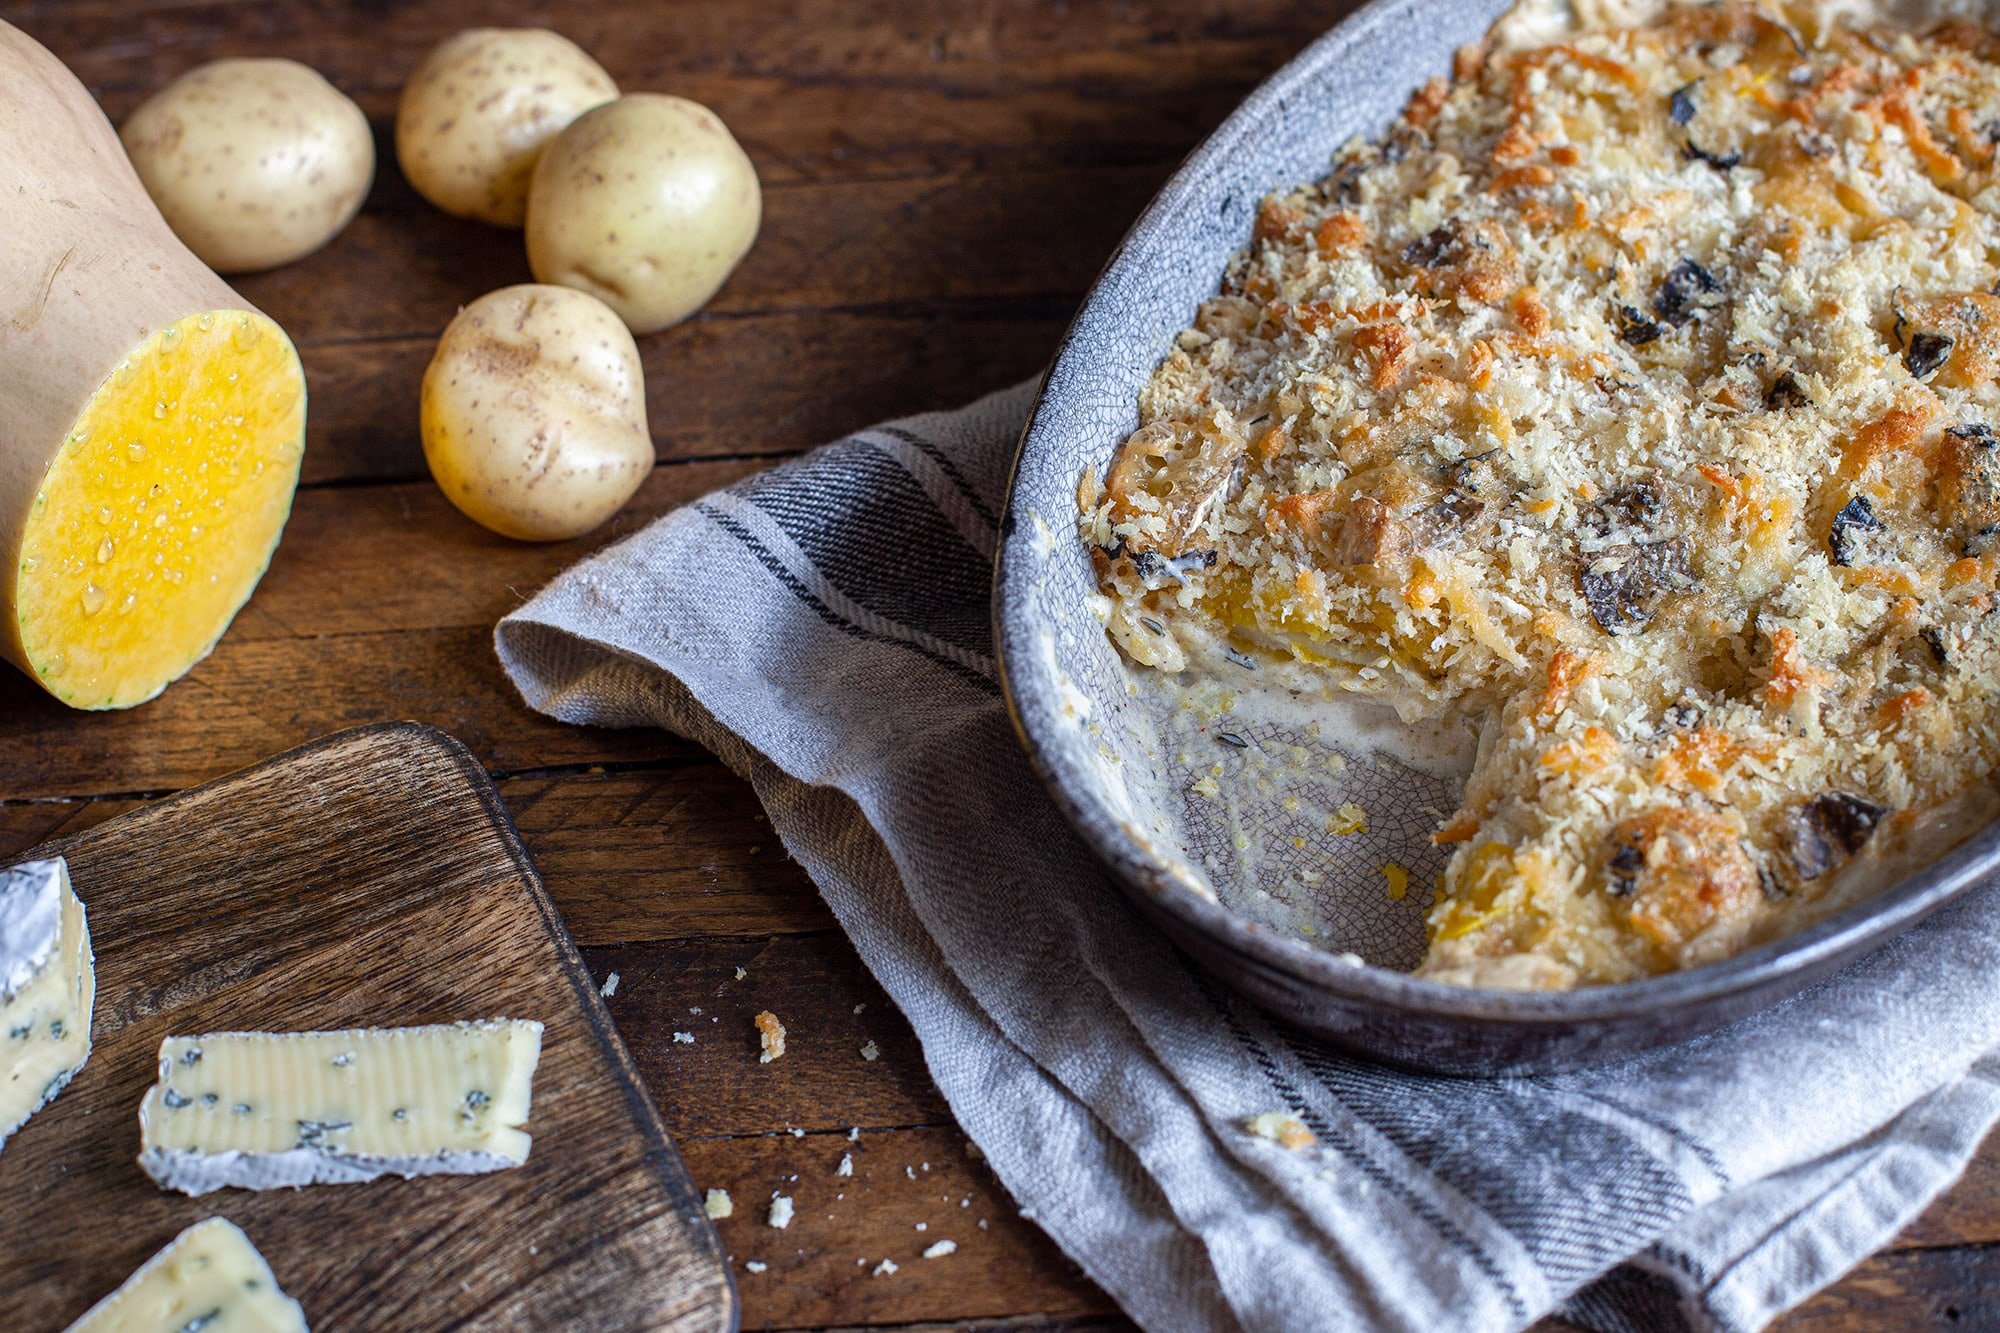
left=14, top=310, right=306, bottom=709
left=1083, top=1, right=2000, bottom=989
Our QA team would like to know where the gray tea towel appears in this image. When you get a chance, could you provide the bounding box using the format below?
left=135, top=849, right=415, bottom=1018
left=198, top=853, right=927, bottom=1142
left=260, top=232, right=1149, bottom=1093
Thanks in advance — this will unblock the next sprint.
left=496, top=380, right=2000, bottom=1333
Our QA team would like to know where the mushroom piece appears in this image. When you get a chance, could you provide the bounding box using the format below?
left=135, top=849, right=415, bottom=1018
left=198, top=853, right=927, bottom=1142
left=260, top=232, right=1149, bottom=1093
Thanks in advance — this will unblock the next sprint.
left=1579, top=538, right=1696, bottom=634
left=1783, top=791, right=1887, bottom=881
left=1828, top=494, right=1895, bottom=567
left=1938, top=423, right=2000, bottom=557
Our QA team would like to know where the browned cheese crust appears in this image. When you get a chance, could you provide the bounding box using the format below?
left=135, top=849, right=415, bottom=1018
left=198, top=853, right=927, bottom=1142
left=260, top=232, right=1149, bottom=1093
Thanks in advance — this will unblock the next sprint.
left=1081, top=2, right=2000, bottom=988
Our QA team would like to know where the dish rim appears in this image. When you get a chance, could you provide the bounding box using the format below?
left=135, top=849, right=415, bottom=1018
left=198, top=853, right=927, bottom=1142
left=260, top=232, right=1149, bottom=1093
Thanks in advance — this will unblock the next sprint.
left=992, top=0, right=2000, bottom=1030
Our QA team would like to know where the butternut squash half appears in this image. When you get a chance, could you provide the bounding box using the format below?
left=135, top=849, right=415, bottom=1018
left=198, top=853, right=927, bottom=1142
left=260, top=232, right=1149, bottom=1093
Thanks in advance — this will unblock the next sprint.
left=1, top=23, right=307, bottom=709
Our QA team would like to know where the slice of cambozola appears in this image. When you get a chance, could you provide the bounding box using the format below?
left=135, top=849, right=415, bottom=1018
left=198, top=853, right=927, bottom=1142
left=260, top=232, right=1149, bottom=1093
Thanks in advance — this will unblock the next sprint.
left=1, top=856, right=94, bottom=1152
left=137, top=1018, right=544, bottom=1195
left=64, top=1217, right=307, bottom=1333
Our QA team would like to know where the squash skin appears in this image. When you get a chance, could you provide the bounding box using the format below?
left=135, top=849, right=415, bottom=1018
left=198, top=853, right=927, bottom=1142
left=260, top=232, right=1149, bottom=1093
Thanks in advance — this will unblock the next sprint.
left=0, top=22, right=306, bottom=704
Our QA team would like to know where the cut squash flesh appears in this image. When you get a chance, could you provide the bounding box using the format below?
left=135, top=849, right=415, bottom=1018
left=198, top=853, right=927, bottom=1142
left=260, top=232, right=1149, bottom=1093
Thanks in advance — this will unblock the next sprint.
left=13, top=310, right=305, bottom=709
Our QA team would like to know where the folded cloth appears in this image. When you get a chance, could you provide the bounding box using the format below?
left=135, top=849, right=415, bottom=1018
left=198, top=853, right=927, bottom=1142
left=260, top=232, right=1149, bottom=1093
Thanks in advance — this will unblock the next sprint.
left=496, top=380, right=2000, bottom=1333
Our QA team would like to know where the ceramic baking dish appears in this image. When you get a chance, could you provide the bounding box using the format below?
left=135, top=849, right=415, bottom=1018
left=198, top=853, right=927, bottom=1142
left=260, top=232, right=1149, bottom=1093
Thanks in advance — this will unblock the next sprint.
left=992, top=0, right=2000, bottom=1075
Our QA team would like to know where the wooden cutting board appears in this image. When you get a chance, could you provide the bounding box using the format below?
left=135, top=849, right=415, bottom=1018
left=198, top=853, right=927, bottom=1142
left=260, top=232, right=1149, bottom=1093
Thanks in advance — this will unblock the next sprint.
left=0, top=722, right=736, bottom=1332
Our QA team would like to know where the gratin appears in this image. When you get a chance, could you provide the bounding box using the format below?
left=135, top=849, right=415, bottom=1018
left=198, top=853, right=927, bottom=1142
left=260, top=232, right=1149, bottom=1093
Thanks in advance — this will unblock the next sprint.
left=1082, top=0, right=2000, bottom=988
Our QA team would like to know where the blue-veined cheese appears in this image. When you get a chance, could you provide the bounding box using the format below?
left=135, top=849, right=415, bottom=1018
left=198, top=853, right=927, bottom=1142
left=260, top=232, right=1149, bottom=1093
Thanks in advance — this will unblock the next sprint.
left=137, top=1018, right=543, bottom=1196
left=64, top=1217, right=306, bottom=1332
left=1, top=856, right=93, bottom=1153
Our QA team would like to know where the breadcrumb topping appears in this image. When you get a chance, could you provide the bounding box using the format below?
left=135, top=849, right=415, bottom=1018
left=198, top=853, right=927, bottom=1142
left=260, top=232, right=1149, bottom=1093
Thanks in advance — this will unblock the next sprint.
left=1085, top=0, right=2000, bottom=987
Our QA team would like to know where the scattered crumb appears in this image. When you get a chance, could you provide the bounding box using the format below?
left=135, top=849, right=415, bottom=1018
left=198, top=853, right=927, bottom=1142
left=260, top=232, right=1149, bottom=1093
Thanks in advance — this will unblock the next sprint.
left=915, top=1222, right=927, bottom=1232
left=905, top=1166, right=917, bottom=1180
left=836, top=1154, right=854, bottom=1178
left=756, top=1011, right=787, bottom=1063
left=768, top=1195, right=794, bottom=1229
left=853, top=1003, right=865, bottom=1014
left=872, top=1259, right=899, bottom=1277
left=1244, top=1111, right=1318, bottom=1151
left=704, top=1189, right=733, bottom=1219
left=847, top=1127, right=860, bottom=1141
left=673, top=1032, right=695, bottom=1044
left=960, top=1196, right=971, bottom=1208
left=735, top=967, right=748, bottom=981
left=978, top=1219, right=988, bottom=1230
left=744, top=1260, right=767, bottom=1274
left=599, top=971, right=620, bottom=998
left=860, top=1040, right=879, bottom=1062
left=1383, top=862, right=1409, bottom=902
left=922, top=1240, right=958, bottom=1259
left=690, top=1006, right=702, bottom=1015
left=789, top=1127, right=805, bottom=1138
left=1329, top=802, right=1368, bottom=836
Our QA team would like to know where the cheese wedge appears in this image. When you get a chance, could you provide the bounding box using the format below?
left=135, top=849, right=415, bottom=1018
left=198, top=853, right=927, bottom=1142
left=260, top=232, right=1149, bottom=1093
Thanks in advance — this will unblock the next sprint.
left=137, top=1018, right=543, bottom=1195
left=1, top=856, right=94, bottom=1152
left=64, top=1218, right=306, bottom=1332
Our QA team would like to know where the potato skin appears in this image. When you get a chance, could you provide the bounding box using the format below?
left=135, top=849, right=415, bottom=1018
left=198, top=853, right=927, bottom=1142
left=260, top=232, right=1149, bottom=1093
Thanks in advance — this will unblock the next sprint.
left=120, top=58, right=373, bottom=274
left=525, top=94, right=761, bottom=334
left=396, top=28, right=617, bottom=228
left=422, top=285, right=654, bottom=542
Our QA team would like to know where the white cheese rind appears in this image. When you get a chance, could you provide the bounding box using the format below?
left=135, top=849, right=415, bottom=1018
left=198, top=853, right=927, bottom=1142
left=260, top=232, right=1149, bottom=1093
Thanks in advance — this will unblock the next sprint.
left=137, top=1018, right=543, bottom=1197
left=1, top=856, right=94, bottom=1154
left=64, top=1217, right=307, bottom=1332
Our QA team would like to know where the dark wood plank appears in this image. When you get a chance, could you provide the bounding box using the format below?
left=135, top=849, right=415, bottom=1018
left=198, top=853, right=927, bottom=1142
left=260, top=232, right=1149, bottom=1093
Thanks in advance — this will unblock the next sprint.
left=590, top=935, right=945, bottom=1138
left=680, top=1127, right=1112, bottom=1331
left=1, top=723, right=731, bottom=1332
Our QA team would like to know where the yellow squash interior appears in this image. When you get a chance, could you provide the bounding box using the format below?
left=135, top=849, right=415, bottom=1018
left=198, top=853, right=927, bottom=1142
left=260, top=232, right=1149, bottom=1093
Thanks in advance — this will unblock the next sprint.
left=15, top=310, right=306, bottom=709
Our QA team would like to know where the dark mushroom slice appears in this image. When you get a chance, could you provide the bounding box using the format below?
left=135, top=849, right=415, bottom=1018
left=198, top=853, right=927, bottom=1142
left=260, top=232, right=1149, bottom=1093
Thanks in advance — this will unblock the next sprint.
left=1583, top=482, right=1666, bottom=540
left=1668, top=81, right=1699, bottom=126
left=1828, top=495, right=1894, bottom=567
left=1616, top=305, right=1667, bottom=346
left=1783, top=791, right=1887, bottom=882
left=1402, top=221, right=1466, bottom=269
left=1905, top=331, right=1955, bottom=380
left=1124, top=546, right=1219, bottom=590
left=1938, top=424, right=2000, bottom=556
left=1579, top=538, right=1696, bottom=634
left=1653, top=258, right=1725, bottom=327
left=1893, top=293, right=2000, bottom=388
left=1920, top=623, right=1954, bottom=671
left=1764, top=369, right=1810, bottom=410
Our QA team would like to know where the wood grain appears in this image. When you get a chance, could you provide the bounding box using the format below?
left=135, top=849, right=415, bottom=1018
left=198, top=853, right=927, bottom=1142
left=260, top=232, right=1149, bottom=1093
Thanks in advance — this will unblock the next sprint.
left=0, top=724, right=731, bottom=1333
left=1, top=0, right=1997, bottom=1326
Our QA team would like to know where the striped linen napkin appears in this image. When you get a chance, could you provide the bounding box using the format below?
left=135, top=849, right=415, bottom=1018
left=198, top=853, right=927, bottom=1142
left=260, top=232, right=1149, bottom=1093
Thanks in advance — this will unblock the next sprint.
left=496, top=380, right=2000, bottom=1333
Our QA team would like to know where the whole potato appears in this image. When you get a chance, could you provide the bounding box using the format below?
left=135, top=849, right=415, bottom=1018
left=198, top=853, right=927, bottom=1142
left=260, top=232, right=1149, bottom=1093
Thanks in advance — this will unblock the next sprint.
left=121, top=59, right=373, bottom=274
left=422, top=284, right=654, bottom=542
left=526, top=94, right=761, bottom=334
left=397, top=28, right=617, bottom=228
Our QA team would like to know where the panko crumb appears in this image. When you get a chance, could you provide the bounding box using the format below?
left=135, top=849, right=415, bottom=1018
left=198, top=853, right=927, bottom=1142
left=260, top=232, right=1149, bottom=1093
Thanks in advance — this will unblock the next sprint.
left=598, top=971, right=620, bottom=998
left=755, top=1010, right=787, bottom=1063
left=1244, top=1111, right=1318, bottom=1151
left=922, top=1240, right=958, bottom=1259
left=859, top=1040, right=880, bottom=1062
left=836, top=1153, right=854, bottom=1177
left=1328, top=803, right=1368, bottom=836
left=768, top=1195, right=794, bottom=1229
left=744, top=1260, right=767, bottom=1274
left=704, top=1188, right=733, bottom=1219
left=673, top=1031, right=695, bottom=1044
left=872, top=1259, right=899, bottom=1277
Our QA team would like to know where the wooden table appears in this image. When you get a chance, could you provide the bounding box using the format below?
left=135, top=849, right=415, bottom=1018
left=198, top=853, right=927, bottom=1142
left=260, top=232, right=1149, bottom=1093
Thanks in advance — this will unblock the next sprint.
left=0, top=2, right=1993, bottom=1328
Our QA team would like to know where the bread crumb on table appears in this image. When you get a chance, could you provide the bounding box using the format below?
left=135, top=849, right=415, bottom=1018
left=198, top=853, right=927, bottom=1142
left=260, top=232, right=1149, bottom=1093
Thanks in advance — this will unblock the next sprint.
left=1244, top=1111, right=1318, bottom=1151
left=704, top=1188, right=733, bottom=1219
left=859, top=1039, right=879, bottom=1061
left=836, top=1153, right=854, bottom=1177
left=755, top=1010, right=787, bottom=1063
left=768, top=1195, right=794, bottom=1229
left=744, top=1260, right=767, bottom=1274
left=598, top=971, right=620, bottom=998
left=872, top=1259, right=899, bottom=1276
left=922, top=1240, right=958, bottom=1259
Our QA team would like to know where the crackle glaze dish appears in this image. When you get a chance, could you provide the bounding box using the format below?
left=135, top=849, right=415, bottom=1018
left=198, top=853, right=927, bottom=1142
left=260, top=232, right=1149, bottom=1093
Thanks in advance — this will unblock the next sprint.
left=994, top=0, right=2000, bottom=1074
